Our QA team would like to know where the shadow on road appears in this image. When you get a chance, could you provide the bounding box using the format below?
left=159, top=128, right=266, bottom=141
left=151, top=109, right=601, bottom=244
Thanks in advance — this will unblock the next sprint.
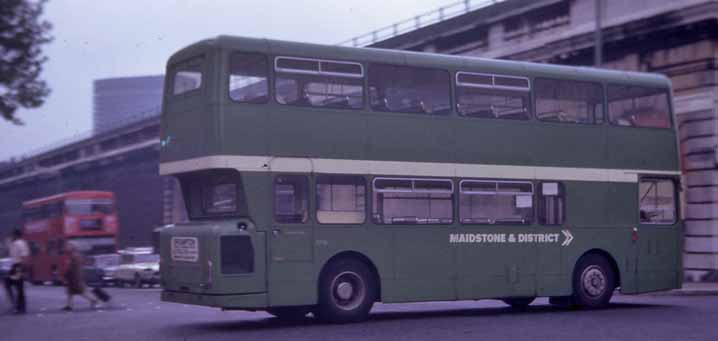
left=164, top=301, right=673, bottom=336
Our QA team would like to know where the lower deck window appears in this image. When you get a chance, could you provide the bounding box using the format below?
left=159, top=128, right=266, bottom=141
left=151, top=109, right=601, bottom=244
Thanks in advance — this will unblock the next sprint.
left=639, top=179, right=676, bottom=224
left=220, top=236, right=254, bottom=274
left=274, top=175, right=309, bottom=224
left=178, top=169, right=248, bottom=219
left=373, top=178, right=453, bottom=224
left=538, top=182, right=565, bottom=225
left=316, top=175, right=366, bottom=224
left=460, top=180, right=533, bottom=224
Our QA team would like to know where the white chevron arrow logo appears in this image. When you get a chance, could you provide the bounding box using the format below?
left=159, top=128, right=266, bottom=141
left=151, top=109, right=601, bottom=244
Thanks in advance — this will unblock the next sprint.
left=561, top=230, right=574, bottom=246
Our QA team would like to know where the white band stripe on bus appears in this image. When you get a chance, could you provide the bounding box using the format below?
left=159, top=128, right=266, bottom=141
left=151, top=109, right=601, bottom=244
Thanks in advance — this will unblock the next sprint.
left=159, top=155, right=680, bottom=183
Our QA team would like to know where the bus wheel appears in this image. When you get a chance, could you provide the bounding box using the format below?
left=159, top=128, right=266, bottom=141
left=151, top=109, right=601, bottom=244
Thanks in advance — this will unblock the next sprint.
left=572, top=253, right=615, bottom=308
left=501, top=297, right=535, bottom=310
left=266, top=307, right=311, bottom=321
left=316, top=258, right=376, bottom=323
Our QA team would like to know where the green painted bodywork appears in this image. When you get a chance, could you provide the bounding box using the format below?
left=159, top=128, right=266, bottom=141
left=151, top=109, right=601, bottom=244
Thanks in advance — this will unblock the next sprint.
left=159, top=36, right=682, bottom=310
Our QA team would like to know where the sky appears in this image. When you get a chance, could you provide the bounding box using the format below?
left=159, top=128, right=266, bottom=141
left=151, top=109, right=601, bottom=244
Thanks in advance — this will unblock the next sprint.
left=0, top=0, right=452, bottom=161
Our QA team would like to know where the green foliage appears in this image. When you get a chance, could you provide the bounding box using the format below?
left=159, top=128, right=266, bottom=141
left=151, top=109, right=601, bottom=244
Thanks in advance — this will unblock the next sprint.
left=0, top=0, right=52, bottom=125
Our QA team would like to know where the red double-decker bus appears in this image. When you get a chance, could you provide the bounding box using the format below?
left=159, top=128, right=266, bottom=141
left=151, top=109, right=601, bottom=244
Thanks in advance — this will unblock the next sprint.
left=22, top=191, right=119, bottom=284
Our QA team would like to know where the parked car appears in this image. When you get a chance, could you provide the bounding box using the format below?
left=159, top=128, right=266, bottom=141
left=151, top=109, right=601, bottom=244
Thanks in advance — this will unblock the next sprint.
left=0, top=257, right=12, bottom=280
left=83, top=253, right=121, bottom=287
left=114, top=250, right=160, bottom=288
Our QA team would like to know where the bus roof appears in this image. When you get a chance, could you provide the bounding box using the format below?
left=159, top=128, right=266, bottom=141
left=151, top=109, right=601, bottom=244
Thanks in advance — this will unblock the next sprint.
left=22, top=191, right=115, bottom=207
left=167, top=35, right=671, bottom=89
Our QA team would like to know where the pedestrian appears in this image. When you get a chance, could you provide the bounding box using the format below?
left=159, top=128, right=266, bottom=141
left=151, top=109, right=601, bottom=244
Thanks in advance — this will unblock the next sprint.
left=4, top=229, right=29, bottom=314
left=62, top=242, right=98, bottom=311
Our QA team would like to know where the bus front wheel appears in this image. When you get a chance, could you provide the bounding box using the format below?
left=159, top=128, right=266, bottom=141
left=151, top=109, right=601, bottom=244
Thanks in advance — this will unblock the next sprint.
left=572, top=253, right=615, bottom=308
left=316, top=258, right=376, bottom=323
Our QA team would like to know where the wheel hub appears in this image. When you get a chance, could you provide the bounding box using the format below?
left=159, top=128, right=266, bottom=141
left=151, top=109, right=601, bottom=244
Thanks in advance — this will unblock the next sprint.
left=336, top=282, right=354, bottom=300
left=330, top=271, right=366, bottom=311
left=581, top=266, right=607, bottom=298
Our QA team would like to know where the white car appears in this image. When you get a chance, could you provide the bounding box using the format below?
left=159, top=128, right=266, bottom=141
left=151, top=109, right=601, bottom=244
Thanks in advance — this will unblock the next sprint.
left=114, top=252, right=160, bottom=288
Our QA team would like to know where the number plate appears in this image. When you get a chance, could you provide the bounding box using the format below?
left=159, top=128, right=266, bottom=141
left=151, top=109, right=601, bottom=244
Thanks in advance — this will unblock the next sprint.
left=171, top=237, right=199, bottom=262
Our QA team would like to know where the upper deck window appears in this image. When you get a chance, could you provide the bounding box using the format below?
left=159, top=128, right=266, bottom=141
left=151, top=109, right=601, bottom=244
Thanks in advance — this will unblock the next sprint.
left=229, top=52, right=269, bottom=103
left=535, top=78, right=603, bottom=124
left=607, top=85, right=671, bottom=128
left=172, top=61, right=203, bottom=96
left=65, top=199, right=113, bottom=215
left=275, top=57, right=364, bottom=109
left=456, top=72, right=530, bottom=120
left=369, top=64, right=451, bottom=115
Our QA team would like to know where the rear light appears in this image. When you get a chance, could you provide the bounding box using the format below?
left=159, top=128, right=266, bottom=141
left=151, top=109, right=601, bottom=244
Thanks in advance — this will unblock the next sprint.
left=631, top=227, right=639, bottom=243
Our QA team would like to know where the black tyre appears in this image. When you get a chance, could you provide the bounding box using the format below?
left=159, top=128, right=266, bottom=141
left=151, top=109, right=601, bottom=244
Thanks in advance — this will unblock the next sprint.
left=316, top=258, right=376, bottom=323
left=572, top=253, right=615, bottom=308
left=266, top=306, right=311, bottom=321
left=501, top=297, right=535, bottom=310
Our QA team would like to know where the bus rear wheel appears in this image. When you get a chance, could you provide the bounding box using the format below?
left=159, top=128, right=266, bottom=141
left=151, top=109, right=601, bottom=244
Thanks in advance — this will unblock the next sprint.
left=572, top=253, right=615, bottom=308
left=501, top=297, right=535, bottom=310
left=316, top=258, right=376, bottom=323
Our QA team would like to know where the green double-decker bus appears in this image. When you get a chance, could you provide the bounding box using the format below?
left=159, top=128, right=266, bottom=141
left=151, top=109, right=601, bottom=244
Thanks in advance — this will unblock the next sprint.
left=158, top=35, right=682, bottom=323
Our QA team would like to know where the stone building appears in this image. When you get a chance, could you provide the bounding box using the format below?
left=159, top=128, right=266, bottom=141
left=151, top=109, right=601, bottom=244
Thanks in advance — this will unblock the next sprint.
left=346, top=0, right=718, bottom=281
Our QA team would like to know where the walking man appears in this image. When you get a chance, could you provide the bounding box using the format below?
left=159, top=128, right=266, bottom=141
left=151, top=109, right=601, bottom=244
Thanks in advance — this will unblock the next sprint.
left=4, top=229, right=29, bottom=314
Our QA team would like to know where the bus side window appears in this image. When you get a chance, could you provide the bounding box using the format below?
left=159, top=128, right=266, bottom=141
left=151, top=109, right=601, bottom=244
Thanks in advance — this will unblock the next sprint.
left=535, top=78, right=603, bottom=124
left=229, top=52, right=269, bottom=103
left=368, top=63, right=451, bottom=115
left=538, top=182, right=565, bottom=225
left=316, top=175, right=366, bottom=224
left=29, top=241, right=39, bottom=256
left=274, top=57, right=364, bottom=109
left=274, top=175, right=309, bottom=224
left=57, top=239, right=65, bottom=255
left=639, top=179, right=676, bottom=224
left=372, top=178, right=453, bottom=225
left=47, top=240, right=56, bottom=256
left=459, top=180, right=533, bottom=225
left=607, top=85, right=671, bottom=129
left=455, top=72, right=531, bottom=120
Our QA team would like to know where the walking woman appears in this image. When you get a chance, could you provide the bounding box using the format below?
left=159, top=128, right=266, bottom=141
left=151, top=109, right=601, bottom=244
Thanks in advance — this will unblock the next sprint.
left=62, top=242, right=97, bottom=311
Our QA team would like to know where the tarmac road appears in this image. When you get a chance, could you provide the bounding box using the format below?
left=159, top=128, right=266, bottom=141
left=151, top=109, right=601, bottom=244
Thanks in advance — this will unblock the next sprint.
left=1, top=285, right=717, bottom=341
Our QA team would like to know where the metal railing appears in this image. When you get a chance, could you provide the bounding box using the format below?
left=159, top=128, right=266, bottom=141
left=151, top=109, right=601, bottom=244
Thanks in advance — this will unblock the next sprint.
left=337, top=0, right=504, bottom=47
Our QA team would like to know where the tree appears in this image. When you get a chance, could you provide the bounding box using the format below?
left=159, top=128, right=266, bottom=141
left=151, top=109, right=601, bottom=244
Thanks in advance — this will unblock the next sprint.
left=0, top=0, right=52, bottom=125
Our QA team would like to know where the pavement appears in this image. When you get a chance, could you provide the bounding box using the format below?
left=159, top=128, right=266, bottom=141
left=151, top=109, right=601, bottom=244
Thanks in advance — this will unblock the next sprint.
left=652, top=282, right=718, bottom=296
left=2, top=284, right=718, bottom=341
